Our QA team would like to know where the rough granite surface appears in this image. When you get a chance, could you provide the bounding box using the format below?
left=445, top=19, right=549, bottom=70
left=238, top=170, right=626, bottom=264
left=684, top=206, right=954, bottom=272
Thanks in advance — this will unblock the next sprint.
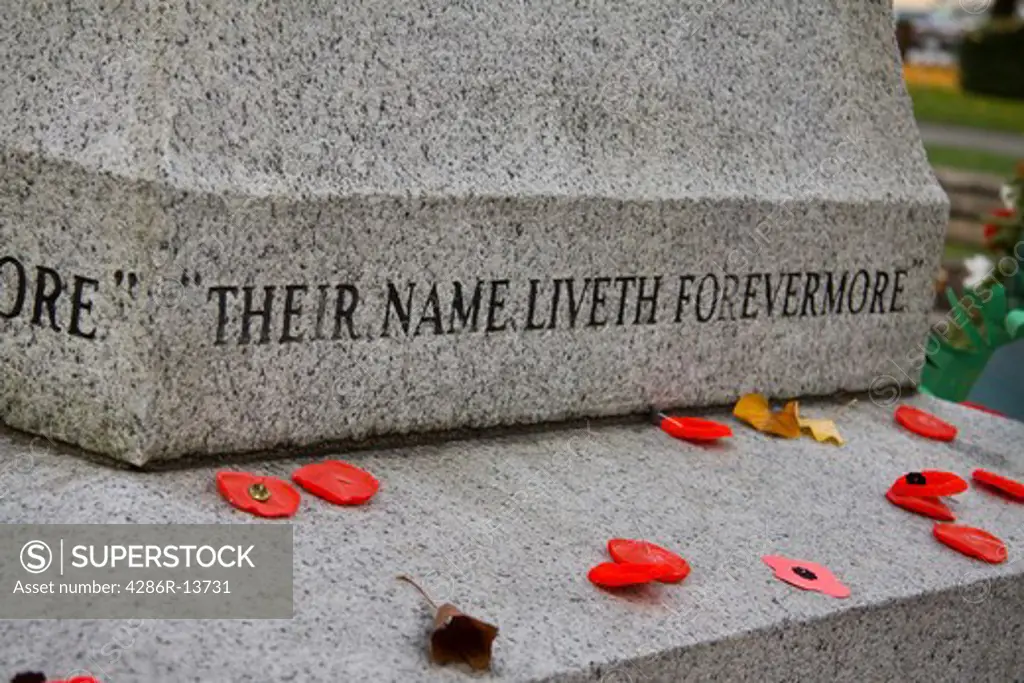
left=0, top=0, right=948, bottom=463
left=0, top=395, right=1020, bottom=682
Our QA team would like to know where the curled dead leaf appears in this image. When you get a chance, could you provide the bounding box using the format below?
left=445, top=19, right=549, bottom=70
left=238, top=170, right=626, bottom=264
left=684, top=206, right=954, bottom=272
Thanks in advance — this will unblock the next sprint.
left=791, top=403, right=845, bottom=446
left=397, top=575, right=499, bottom=671
left=733, top=394, right=801, bottom=438
left=797, top=417, right=845, bottom=445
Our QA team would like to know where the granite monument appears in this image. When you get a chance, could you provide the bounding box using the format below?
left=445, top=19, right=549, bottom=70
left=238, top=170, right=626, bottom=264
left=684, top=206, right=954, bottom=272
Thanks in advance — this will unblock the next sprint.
left=0, top=0, right=948, bottom=464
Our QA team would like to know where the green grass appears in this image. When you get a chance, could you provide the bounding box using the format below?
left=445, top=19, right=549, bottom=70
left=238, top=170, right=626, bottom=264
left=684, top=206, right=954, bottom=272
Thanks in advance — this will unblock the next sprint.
left=908, top=84, right=1024, bottom=136
left=943, top=240, right=993, bottom=262
left=925, top=144, right=1021, bottom=176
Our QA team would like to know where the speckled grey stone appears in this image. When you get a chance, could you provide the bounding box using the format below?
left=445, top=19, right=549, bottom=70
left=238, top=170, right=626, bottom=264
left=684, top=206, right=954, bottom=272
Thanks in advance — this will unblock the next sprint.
left=0, top=395, right=1021, bottom=682
left=0, top=0, right=948, bottom=463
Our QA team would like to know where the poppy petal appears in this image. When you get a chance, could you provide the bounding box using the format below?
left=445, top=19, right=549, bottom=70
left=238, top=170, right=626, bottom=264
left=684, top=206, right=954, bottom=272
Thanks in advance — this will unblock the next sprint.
left=972, top=469, right=1024, bottom=502
left=960, top=401, right=1005, bottom=417
left=762, top=555, right=850, bottom=598
left=587, top=562, right=660, bottom=589
left=292, top=460, right=380, bottom=505
left=660, top=416, right=732, bottom=442
left=894, top=405, right=957, bottom=441
left=933, top=524, right=1008, bottom=563
left=890, top=470, right=968, bottom=497
left=885, top=488, right=956, bottom=521
left=607, top=539, right=691, bottom=583
left=216, top=471, right=300, bottom=518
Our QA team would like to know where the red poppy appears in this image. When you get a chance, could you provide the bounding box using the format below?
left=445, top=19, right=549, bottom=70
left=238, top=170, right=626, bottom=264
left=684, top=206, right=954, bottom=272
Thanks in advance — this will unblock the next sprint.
left=890, top=470, right=968, bottom=497
left=216, top=471, right=301, bottom=518
left=960, top=401, right=1005, bottom=417
left=607, top=539, right=691, bottom=583
left=761, top=555, right=850, bottom=598
left=292, top=460, right=380, bottom=505
left=660, top=416, right=732, bottom=442
left=894, top=406, right=957, bottom=441
left=885, top=488, right=956, bottom=521
left=933, top=523, right=1007, bottom=563
left=587, top=562, right=661, bottom=588
left=972, top=469, right=1024, bottom=502
left=983, top=208, right=1015, bottom=244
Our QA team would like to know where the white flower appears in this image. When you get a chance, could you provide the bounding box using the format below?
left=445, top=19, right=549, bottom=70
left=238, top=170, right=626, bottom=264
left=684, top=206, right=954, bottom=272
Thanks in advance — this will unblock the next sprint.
left=1000, top=183, right=1020, bottom=211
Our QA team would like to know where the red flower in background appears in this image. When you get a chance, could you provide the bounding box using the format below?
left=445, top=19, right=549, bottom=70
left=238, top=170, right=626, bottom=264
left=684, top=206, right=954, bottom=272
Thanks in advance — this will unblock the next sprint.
left=983, top=207, right=1015, bottom=244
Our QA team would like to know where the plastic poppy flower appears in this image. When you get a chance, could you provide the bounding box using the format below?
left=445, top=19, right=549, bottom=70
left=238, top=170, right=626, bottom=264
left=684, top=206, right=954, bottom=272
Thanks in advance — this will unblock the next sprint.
left=982, top=208, right=1015, bottom=244
left=216, top=471, right=301, bottom=518
left=607, top=539, right=691, bottom=583
left=587, top=562, right=661, bottom=589
left=972, top=469, right=1024, bottom=502
left=761, top=555, right=850, bottom=598
left=890, top=470, right=968, bottom=497
left=933, top=523, right=1008, bottom=563
left=894, top=406, right=957, bottom=441
left=960, top=401, right=1005, bottom=417
left=885, top=488, right=956, bottom=521
left=659, top=416, right=732, bottom=442
left=292, top=460, right=380, bottom=505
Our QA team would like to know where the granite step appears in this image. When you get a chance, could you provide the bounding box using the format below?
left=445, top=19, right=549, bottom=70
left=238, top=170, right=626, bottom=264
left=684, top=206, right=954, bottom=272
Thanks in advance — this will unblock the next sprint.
left=0, top=394, right=1020, bottom=682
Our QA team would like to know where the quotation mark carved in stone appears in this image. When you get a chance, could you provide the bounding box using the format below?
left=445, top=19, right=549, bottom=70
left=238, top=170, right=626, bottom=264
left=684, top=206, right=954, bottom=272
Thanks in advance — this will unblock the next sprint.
left=174, top=270, right=203, bottom=287
left=113, top=270, right=140, bottom=299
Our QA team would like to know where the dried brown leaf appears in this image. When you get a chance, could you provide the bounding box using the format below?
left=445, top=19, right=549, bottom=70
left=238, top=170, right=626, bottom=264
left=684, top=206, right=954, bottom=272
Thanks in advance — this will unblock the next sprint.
left=398, top=575, right=499, bottom=671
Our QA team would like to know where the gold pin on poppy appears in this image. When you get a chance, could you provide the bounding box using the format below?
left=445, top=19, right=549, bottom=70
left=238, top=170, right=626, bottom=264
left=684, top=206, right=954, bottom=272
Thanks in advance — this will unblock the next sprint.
left=248, top=482, right=271, bottom=502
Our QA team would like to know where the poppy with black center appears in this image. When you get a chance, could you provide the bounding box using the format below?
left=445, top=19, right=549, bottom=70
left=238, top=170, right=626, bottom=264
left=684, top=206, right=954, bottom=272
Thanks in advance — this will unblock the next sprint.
left=761, top=555, right=850, bottom=598
left=890, top=470, right=968, bottom=498
left=905, top=472, right=926, bottom=485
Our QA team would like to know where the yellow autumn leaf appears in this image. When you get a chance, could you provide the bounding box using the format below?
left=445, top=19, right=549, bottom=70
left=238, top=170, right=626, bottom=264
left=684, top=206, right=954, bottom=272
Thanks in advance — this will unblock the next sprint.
left=789, top=401, right=845, bottom=446
left=733, top=394, right=801, bottom=439
left=797, top=417, right=845, bottom=445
